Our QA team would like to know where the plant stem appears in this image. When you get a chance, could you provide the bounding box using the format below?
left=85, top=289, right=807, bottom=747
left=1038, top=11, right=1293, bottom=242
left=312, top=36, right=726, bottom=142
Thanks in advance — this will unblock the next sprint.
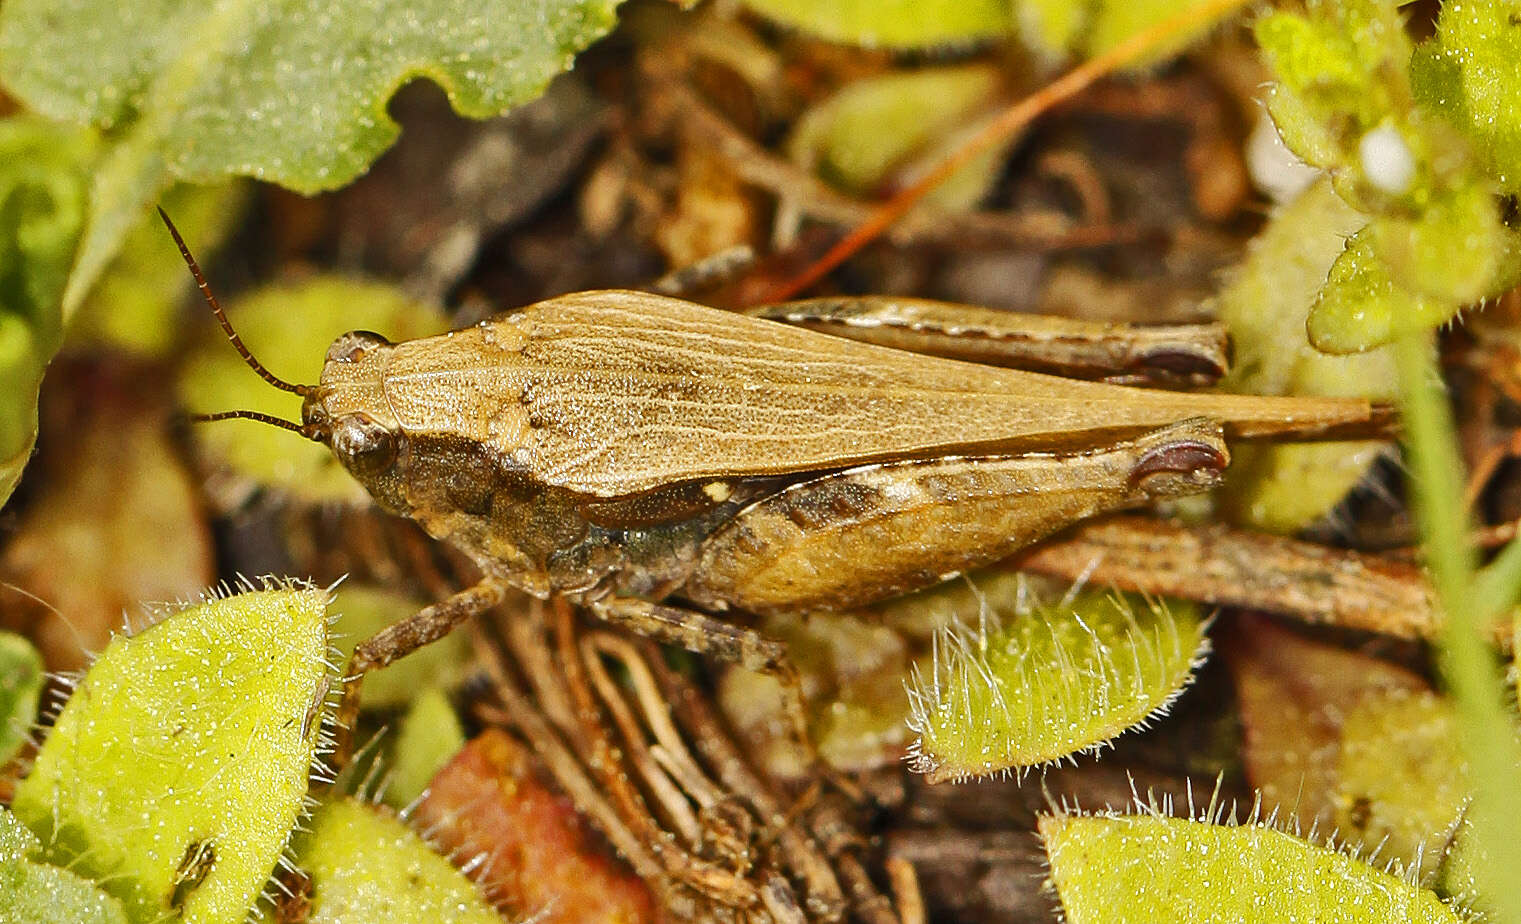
left=1393, top=332, right=1521, bottom=922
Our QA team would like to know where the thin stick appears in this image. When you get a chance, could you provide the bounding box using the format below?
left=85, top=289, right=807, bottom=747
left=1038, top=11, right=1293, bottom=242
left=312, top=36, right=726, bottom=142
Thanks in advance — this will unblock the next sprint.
left=755, top=0, right=1254, bottom=303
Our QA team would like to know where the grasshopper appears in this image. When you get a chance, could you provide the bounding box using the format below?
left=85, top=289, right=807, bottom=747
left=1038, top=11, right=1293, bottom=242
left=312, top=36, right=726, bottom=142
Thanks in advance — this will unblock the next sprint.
left=160, top=211, right=1382, bottom=757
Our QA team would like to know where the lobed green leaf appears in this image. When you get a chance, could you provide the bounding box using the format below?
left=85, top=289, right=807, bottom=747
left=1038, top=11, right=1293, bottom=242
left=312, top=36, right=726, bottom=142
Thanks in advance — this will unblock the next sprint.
left=0, top=0, right=626, bottom=312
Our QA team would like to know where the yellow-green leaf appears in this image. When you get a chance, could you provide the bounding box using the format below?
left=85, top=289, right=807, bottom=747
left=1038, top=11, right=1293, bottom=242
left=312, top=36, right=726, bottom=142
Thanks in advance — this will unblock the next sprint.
left=384, top=687, right=466, bottom=810
left=1214, top=178, right=1393, bottom=532
left=906, top=577, right=1207, bottom=782
left=787, top=65, right=1008, bottom=213
left=296, top=799, right=502, bottom=924
left=11, top=584, right=331, bottom=924
left=1307, top=227, right=1461, bottom=355
left=1041, top=813, right=1465, bottom=924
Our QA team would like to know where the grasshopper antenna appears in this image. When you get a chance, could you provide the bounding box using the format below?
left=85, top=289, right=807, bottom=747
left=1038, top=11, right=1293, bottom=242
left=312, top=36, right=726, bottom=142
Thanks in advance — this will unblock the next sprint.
left=159, top=207, right=320, bottom=440
left=157, top=206, right=311, bottom=397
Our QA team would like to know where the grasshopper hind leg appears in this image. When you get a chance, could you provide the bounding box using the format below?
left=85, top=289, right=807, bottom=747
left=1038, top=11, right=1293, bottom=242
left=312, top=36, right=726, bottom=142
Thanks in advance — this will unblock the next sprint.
left=587, top=596, right=813, bottom=759
left=331, top=577, right=509, bottom=771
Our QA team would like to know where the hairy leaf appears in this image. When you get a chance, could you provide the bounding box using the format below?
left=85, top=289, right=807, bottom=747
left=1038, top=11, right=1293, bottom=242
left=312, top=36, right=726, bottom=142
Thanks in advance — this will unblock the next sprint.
left=1041, top=812, right=1465, bottom=923
left=1215, top=179, right=1393, bottom=532
left=906, top=576, right=1207, bottom=782
left=11, top=584, right=331, bottom=924
left=295, top=799, right=502, bottom=924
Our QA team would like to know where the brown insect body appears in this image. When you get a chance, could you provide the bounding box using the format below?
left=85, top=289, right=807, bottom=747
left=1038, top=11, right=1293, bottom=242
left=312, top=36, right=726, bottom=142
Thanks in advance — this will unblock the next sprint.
left=301, top=289, right=1370, bottom=616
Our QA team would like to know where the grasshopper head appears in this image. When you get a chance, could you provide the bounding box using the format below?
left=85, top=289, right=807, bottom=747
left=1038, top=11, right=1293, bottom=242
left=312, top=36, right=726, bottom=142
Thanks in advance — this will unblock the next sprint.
left=301, top=330, right=411, bottom=510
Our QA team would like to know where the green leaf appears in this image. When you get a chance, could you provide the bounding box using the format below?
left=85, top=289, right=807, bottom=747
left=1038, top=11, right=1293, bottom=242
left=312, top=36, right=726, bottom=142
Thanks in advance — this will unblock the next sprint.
left=1369, top=181, right=1507, bottom=304
left=906, top=576, right=1207, bottom=782
left=383, top=687, right=466, bottom=810
left=0, top=0, right=626, bottom=314
left=177, top=277, right=449, bottom=506
left=11, top=583, right=332, bottom=924
left=0, top=117, right=93, bottom=508
left=1041, top=812, right=1466, bottom=923
left=2, top=808, right=129, bottom=924
left=295, top=799, right=502, bottom=924
left=739, top=0, right=1013, bottom=48
left=0, top=631, right=43, bottom=765
left=787, top=65, right=1007, bottom=213
left=1254, top=0, right=1412, bottom=168
left=1308, top=228, right=1461, bottom=355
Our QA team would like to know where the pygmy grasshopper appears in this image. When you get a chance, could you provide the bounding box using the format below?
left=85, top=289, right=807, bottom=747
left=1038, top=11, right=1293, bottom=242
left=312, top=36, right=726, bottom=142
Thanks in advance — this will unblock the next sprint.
left=161, top=211, right=1382, bottom=755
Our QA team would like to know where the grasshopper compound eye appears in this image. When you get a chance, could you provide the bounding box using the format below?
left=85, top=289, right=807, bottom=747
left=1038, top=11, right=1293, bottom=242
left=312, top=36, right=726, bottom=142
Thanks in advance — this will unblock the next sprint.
left=330, top=416, right=399, bottom=476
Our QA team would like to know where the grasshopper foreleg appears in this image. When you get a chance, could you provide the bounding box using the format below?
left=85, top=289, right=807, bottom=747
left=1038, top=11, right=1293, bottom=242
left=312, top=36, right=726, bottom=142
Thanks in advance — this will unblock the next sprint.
left=588, top=596, right=812, bottom=757
left=333, top=577, right=509, bottom=769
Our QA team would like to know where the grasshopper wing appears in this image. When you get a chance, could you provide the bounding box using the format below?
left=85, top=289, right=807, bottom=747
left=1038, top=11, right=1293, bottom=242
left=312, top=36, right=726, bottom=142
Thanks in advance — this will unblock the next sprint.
left=378, top=290, right=1376, bottom=498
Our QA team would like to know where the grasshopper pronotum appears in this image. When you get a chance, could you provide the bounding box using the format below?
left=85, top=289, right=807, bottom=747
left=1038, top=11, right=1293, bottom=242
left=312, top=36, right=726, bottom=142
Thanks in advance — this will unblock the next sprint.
left=160, top=209, right=1383, bottom=758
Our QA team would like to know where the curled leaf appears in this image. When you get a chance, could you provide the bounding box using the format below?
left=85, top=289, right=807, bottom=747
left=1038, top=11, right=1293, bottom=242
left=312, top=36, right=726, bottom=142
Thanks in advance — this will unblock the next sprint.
left=906, top=576, right=1207, bottom=782
left=0, top=631, right=43, bottom=765
left=1041, top=812, right=1465, bottom=923
left=0, top=117, right=92, bottom=507
left=293, top=799, right=502, bottom=924
left=11, top=583, right=332, bottom=924
left=787, top=65, right=1007, bottom=213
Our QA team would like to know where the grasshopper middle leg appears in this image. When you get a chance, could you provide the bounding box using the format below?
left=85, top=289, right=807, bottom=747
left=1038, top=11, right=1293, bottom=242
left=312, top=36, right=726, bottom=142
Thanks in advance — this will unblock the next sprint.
left=588, top=595, right=813, bottom=756
left=333, top=576, right=508, bottom=768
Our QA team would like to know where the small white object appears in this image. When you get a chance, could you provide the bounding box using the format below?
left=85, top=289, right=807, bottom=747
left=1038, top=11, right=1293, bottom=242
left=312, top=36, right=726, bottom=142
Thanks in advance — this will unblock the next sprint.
left=1246, top=110, right=1319, bottom=203
left=1359, top=124, right=1417, bottom=194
